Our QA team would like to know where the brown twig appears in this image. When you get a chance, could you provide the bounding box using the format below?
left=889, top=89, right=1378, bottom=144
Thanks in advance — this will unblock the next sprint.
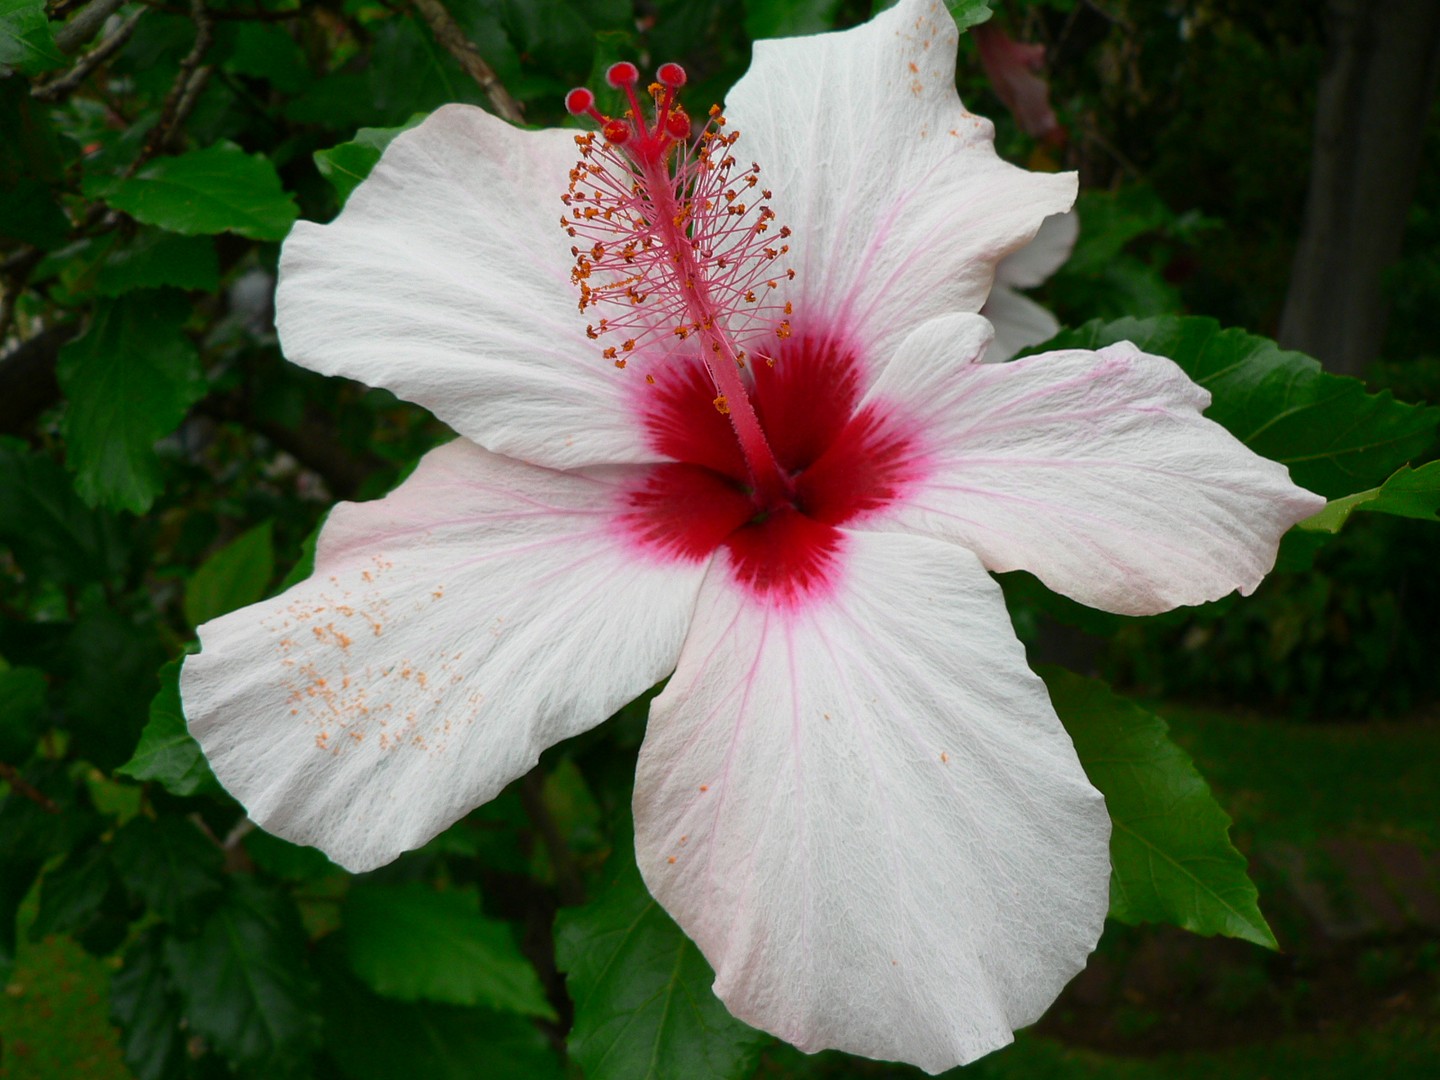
left=54, top=0, right=128, bottom=54
left=138, top=0, right=213, bottom=164
left=409, top=0, right=524, bottom=124
left=0, top=762, right=61, bottom=813
left=34, top=8, right=145, bottom=102
left=49, top=0, right=93, bottom=21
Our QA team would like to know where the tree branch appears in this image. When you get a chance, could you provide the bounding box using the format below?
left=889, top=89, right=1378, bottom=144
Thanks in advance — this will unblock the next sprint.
left=34, top=8, right=145, bottom=103
left=1278, top=0, right=1440, bottom=375
left=0, top=762, right=61, bottom=813
left=139, top=0, right=213, bottom=162
left=409, top=0, right=524, bottom=124
left=54, top=0, right=128, bottom=54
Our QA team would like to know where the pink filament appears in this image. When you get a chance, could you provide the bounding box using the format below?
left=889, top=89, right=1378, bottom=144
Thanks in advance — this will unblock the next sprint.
left=560, top=70, right=797, bottom=508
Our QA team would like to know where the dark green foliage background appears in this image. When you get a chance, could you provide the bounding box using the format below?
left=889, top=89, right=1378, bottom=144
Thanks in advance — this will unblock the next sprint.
left=1, top=1, right=1438, bottom=1079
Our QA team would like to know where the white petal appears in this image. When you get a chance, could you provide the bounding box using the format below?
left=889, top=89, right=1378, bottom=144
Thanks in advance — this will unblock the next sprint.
left=995, top=211, right=1078, bottom=290
left=182, top=440, right=705, bottom=872
left=864, top=314, right=1327, bottom=615
left=980, top=286, right=1059, bottom=362
left=726, top=0, right=1075, bottom=361
left=276, top=106, right=651, bottom=470
left=634, top=530, right=1110, bottom=1074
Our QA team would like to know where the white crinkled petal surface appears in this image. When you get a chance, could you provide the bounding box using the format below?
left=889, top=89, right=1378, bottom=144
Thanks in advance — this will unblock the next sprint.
left=633, top=529, right=1111, bottom=1074
left=276, top=107, right=654, bottom=471
left=864, top=314, right=1326, bottom=615
left=725, top=0, right=1075, bottom=366
left=183, top=440, right=706, bottom=871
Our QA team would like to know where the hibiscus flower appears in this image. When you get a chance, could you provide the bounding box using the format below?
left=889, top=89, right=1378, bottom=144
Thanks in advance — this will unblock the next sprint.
left=181, top=0, right=1322, bottom=1071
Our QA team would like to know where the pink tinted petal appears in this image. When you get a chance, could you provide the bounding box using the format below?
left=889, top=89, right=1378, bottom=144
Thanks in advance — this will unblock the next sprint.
left=182, top=441, right=705, bottom=872
left=980, top=286, right=1059, bottom=362
left=276, top=106, right=651, bottom=470
left=995, top=211, right=1078, bottom=290
left=634, top=530, right=1110, bottom=1073
left=864, top=314, right=1327, bottom=615
left=984, top=212, right=1075, bottom=360
left=726, top=0, right=1075, bottom=362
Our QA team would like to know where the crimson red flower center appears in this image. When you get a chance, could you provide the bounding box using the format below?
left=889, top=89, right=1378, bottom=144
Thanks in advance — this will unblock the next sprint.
left=622, top=333, right=920, bottom=604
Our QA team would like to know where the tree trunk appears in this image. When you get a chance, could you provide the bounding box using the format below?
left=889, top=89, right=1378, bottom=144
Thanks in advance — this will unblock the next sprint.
left=1278, top=0, right=1440, bottom=377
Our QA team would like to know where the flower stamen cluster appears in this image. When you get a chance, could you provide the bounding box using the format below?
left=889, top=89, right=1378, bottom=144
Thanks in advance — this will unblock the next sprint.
left=561, top=63, right=795, bottom=374
left=563, top=61, right=798, bottom=509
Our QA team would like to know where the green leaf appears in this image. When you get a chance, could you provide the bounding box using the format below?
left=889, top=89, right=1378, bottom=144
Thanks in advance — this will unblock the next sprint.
left=1, top=764, right=96, bottom=977
left=0, top=760, right=100, bottom=864
left=0, top=177, right=68, bottom=247
left=286, top=17, right=497, bottom=129
left=0, top=75, right=65, bottom=184
left=0, top=665, right=46, bottom=761
left=278, top=513, right=325, bottom=590
left=1048, top=187, right=1187, bottom=320
left=742, top=0, right=841, bottom=39
left=314, top=116, right=426, bottom=206
left=0, top=0, right=61, bottom=75
left=1298, top=460, right=1440, bottom=534
left=0, top=857, right=42, bottom=983
left=1039, top=316, right=1440, bottom=499
left=112, top=816, right=225, bottom=929
left=243, top=829, right=338, bottom=882
left=316, top=940, right=563, bottom=1080
left=164, top=878, right=319, bottom=1072
left=30, top=842, right=115, bottom=940
left=185, top=520, right=276, bottom=626
left=871, top=0, right=992, bottom=27
left=60, top=610, right=165, bottom=771
left=1063, top=186, right=1175, bottom=276
left=220, top=20, right=311, bottom=93
left=945, top=0, right=994, bottom=31
left=85, top=141, right=299, bottom=241
left=93, top=230, right=220, bottom=297
left=0, top=439, right=129, bottom=584
left=492, top=0, right=593, bottom=88
left=555, top=824, right=768, bottom=1080
left=57, top=289, right=205, bottom=513
left=118, top=659, right=223, bottom=797
left=344, top=882, right=555, bottom=1019
left=1043, top=667, right=1278, bottom=949
left=111, top=927, right=188, bottom=1080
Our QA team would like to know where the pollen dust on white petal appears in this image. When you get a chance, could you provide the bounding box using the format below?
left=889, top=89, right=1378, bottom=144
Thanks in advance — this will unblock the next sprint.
left=262, top=552, right=483, bottom=760
left=895, top=3, right=956, bottom=110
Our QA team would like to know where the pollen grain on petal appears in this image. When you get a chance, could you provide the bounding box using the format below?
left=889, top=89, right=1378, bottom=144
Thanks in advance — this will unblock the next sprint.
left=262, top=561, right=483, bottom=763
